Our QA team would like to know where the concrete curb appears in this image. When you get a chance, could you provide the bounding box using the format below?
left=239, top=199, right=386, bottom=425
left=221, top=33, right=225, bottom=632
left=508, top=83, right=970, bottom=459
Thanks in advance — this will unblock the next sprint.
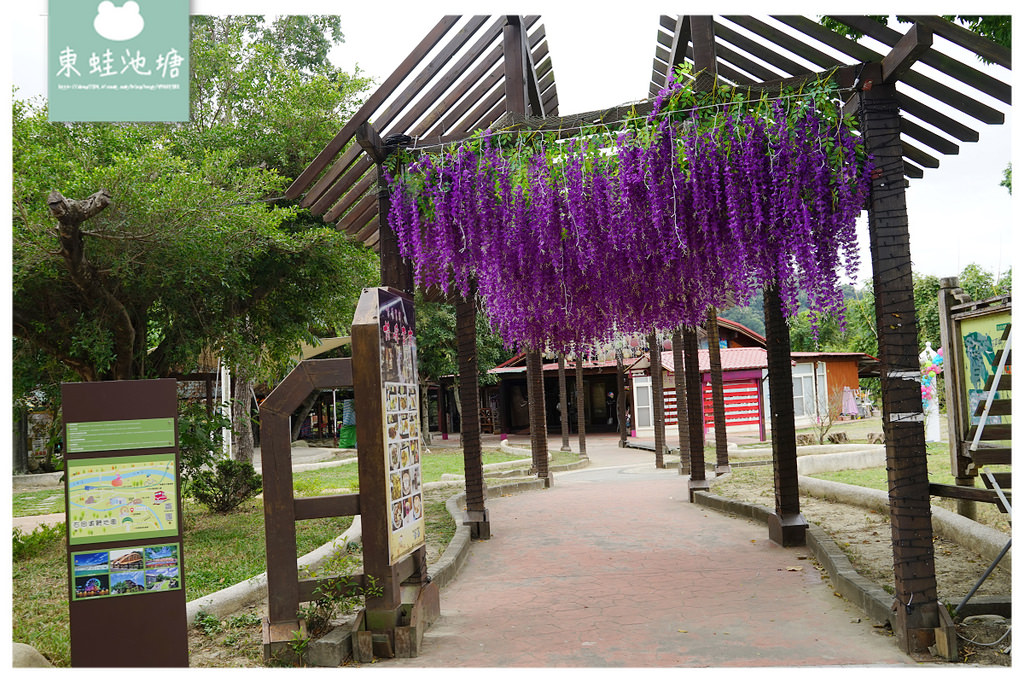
left=797, top=475, right=1012, bottom=571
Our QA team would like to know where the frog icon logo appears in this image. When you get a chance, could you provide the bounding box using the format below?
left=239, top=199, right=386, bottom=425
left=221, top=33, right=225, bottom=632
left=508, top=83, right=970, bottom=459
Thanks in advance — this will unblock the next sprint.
left=93, top=1, right=145, bottom=41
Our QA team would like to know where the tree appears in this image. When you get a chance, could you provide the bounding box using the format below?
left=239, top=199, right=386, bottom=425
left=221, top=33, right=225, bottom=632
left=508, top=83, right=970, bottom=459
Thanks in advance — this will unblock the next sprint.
left=414, top=295, right=513, bottom=440
left=12, top=16, right=378, bottom=466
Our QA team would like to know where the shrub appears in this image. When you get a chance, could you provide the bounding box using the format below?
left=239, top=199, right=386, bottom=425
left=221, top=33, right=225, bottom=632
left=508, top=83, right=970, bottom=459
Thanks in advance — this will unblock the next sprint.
left=12, top=522, right=66, bottom=560
left=188, top=459, right=262, bottom=513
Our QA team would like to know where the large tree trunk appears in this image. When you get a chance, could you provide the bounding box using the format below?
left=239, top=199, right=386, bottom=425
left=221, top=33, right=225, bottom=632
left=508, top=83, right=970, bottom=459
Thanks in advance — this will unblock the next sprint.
left=232, top=368, right=255, bottom=463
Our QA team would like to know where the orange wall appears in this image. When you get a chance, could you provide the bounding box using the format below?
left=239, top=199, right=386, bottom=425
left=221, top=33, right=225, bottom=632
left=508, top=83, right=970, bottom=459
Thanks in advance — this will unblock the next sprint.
left=825, top=360, right=859, bottom=398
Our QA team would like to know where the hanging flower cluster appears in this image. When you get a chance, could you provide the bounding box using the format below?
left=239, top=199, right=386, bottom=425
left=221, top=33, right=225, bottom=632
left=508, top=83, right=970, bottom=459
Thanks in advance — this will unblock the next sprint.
left=387, top=73, right=872, bottom=353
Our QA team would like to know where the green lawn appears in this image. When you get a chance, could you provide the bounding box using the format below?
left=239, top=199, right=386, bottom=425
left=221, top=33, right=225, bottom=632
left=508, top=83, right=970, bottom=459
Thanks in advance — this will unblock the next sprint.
left=11, top=447, right=582, bottom=667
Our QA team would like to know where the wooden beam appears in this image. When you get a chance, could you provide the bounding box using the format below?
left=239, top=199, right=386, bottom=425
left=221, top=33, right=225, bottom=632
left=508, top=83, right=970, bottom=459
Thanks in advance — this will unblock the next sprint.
left=689, top=15, right=718, bottom=89
left=665, top=15, right=691, bottom=87
left=901, top=139, right=940, bottom=169
left=876, top=23, right=933, bottom=83
left=314, top=161, right=375, bottom=223
left=898, top=93, right=980, bottom=142
left=900, top=118, right=959, bottom=156
left=356, top=121, right=387, bottom=164
left=286, top=16, right=460, bottom=199
left=713, top=20, right=809, bottom=77
left=829, top=15, right=1010, bottom=104
left=881, top=24, right=933, bottom=84
left=774, top=15, right=1004, bottom=125
left=905, top=15, right=1011, bottom=69
left=301, top=16, right=489, bottom=209
left=503, top=16, right=529, bottom=115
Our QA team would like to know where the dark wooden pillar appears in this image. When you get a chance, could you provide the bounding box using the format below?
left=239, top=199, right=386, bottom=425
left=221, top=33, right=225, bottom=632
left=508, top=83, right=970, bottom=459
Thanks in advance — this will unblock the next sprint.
left=526, top=348, right=552, bottom=486
left=357, top=122, right=412, bottom=292
left=706, top=309, right=731, bottom=474
left=763, top=286, right=807, bottom=546
left=616, top=348, right=628, bottom=447
left=575, top=358, right=587, bottom=458
left=558, top=354, right=571, bottom=451
left=860, top=81, right=939, bottom=652
left=683, top=327, right=708, bottom=497
left=648, top=333, right=666, bottom=468
left=672, top=329, right=691, bottom=475
left=456, top=295, right=489, bottom=539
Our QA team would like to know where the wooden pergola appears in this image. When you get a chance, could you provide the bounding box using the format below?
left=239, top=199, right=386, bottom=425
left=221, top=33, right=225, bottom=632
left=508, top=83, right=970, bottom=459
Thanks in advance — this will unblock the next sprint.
left=287, top=15, right=1011, bottom=655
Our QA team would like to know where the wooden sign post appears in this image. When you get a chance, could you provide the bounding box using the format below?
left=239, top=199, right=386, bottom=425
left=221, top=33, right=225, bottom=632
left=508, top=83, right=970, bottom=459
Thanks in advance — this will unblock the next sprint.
left=351, top=287, right=435, bottom=657
left=260, top=287, right=437, bottom=664
left=61, top=378, right=188, bottom=667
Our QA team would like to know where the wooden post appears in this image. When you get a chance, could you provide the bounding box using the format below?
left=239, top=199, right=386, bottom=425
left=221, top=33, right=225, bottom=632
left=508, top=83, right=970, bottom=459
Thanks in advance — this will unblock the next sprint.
left=575, top=357, right=587, bottom=458
left=616, top=348, right=628, bottom=447
left=456, top=295, right=489, bottom=539
left=683, top=327, right=708, bottom=497
left=937, top=277, right=977, bottom=520
left=558, top=354, right=571, bottom=451
left=706, top=309, right=731, bottom=474
left=357, top=122, right=411, bottom=292
left=526, top=348, right=552, bottom=486
left=859, top=81, right=939, bottom=653
left=672, top=329, right=691, bottom=475
left=763, top=286, right=807, bottom=546
left=648, top=332, right=666, bottom=468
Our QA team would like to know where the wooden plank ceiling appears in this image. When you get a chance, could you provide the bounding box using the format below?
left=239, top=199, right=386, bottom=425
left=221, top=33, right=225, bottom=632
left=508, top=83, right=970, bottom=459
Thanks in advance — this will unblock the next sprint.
left=286, top=15, right=557, bottom=249
left=650, top=15, right=1011, bottom=181
left=290, top=15, right=1010, bottom=250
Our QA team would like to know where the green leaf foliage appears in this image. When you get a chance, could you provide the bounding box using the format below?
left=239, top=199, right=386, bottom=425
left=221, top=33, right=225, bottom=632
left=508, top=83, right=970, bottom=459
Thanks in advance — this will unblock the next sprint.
left=12, top=16, right=378, bottom=391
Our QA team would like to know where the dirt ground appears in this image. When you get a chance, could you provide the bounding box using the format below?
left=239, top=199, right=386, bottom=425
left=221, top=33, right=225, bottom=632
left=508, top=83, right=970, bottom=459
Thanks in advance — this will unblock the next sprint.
left=711, top=471, right=1012, bottom=666
left=187, top=475, right=1011, bottom=668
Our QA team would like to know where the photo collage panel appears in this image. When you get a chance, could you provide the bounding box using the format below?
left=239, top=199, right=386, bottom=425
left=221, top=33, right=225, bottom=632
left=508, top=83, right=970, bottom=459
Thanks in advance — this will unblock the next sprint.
left=71, top=543, right=181, bottom=600
left=385, top=382, right=423, bottom=532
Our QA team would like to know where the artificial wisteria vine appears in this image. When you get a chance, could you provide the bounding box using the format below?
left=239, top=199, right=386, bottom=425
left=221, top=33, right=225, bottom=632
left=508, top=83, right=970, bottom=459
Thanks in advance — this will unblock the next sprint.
left=387, top=72, right=872, bottom=353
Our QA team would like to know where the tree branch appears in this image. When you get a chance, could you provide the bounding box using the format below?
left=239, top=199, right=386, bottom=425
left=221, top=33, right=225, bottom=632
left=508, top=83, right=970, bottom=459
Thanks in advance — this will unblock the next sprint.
left=48, top=189, right=137, bottom=379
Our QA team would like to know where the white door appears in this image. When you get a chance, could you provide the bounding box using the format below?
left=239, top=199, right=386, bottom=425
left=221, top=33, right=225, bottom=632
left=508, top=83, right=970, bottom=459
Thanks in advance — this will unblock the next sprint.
left=633, top=376, right=652, bottom=429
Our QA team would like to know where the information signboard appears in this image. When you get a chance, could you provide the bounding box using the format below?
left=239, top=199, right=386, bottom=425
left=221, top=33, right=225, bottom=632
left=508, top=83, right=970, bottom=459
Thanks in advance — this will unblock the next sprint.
left=62, top=378, right=188, bottom=667
left=957, top=309, right=1011, bottom=427
left=378, top=289, right=426, bottom=564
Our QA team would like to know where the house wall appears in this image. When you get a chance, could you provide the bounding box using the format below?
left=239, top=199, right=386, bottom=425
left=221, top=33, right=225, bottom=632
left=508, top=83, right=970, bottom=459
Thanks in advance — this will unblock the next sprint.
left=825, top=360, right=860, bottom=400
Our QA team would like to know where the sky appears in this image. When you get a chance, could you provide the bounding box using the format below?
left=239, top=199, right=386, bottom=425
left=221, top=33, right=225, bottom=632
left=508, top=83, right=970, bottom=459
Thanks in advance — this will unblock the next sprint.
left=6, top=1, right=1018, bottom=285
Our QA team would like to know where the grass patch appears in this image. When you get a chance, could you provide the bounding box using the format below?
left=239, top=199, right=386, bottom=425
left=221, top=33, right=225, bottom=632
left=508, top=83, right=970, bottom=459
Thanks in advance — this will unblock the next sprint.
left=290, top=448, right=528, bottom=496
left=11, top=499, right=352, bottom=667
left=13, top=448, right=585, bottom=666
left=12, top=489, right=65, bottom=516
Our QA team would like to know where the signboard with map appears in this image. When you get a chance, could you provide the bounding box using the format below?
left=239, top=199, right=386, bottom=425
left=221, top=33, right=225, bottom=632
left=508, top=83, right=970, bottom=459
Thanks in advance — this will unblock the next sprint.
left=67, top=454, right=178, bottom=545
left=61, top=378, right=188, bottom=666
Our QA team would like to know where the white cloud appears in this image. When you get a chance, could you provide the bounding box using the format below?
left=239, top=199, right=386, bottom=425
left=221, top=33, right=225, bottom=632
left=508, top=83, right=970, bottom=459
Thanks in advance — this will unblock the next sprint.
left=93, top=1, right=145, bottom=41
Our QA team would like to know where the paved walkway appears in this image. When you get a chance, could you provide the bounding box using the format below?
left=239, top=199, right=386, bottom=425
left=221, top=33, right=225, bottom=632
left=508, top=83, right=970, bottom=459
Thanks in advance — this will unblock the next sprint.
left=375, top=434, right=916, bottom=668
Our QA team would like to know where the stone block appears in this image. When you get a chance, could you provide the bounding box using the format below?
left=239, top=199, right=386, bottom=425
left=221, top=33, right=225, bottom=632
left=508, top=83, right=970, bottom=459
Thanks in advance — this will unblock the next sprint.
left=305, top=625, right=353, bottom=667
